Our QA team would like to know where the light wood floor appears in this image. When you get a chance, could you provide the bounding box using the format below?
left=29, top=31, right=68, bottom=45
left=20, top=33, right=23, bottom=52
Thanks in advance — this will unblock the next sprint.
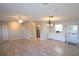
left=0, top=39, right=79, bottom=56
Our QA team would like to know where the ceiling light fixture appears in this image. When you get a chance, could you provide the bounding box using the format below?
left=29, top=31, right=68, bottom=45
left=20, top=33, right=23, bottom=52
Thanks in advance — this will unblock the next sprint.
left=46, top=16, right=53, bottom=26
left=18, top=16, right=24, bottom=23
left=18, top=19, right=23, bottom=23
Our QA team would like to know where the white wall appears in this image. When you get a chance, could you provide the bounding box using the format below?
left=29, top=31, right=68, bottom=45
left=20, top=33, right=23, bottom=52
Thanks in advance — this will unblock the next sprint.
left=40, top=23, right=48, bottom=40
left=47, top=20, right=79, bottom=43
left=0, top=19, right=79, bottom=43
left=0, top=21, right=37, bottom=41
left=35, top=20, right=79, bottom=43
left=8, top=21, right=36, bottom=41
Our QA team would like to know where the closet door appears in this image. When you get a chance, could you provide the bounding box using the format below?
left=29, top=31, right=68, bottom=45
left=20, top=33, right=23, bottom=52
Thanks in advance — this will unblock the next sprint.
left=2, top=24, right=9, bottom=41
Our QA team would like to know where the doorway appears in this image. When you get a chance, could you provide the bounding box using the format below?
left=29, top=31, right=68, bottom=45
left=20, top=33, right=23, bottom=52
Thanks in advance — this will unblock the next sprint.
left=67, top=24, right=78, bottom=45
left=36, top=25, right=40, bottom=38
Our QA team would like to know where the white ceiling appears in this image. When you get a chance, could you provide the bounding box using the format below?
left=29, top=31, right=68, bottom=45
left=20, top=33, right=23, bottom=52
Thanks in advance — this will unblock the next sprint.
left=0, top=3, right=79, bottom=21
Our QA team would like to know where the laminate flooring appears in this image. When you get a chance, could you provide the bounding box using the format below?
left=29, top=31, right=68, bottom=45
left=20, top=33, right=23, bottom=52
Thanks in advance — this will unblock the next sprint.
left=0, top=39, right=79, bottom=56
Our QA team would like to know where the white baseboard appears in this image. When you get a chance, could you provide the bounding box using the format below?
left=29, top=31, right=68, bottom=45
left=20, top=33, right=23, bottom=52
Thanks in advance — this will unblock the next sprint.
left=0, top=37, right=30, bottom=42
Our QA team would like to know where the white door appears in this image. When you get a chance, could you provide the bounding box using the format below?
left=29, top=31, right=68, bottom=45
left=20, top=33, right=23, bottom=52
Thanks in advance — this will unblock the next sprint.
left=2, top=24, right=9, bottom=41
left=67, top=24, right=78, bottom=44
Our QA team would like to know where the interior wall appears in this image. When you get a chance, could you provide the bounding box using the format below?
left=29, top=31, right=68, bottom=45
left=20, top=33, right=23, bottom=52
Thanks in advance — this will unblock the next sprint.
left=47, top=20, right=79, bottom=43
left=8, top=21, right=23, bottom=40
left=36, top=21, right=66, bottom=41
left=0, top=21, right=9, bottom=42
left=40, top=22, right=48, bottom=40
left=0, top=21, right=36, bottom=41
left=0, top=19, right=79, bottom=43
left=8, top=21, right=36, bottom=41
left=24, top=22, right=36, bottom=40
left=35, top=20, right=79, bottom=43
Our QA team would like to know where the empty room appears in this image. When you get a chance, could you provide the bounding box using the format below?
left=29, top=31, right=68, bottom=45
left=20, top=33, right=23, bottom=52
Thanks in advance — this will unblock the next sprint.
left=0, top=3, right=79, bottom=56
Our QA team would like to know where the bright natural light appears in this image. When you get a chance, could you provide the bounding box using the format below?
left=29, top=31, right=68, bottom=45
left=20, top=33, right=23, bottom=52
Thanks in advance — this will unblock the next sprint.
left=55, top=24, right=63, bottom=32
left=70, top=25, right=78, bottom=33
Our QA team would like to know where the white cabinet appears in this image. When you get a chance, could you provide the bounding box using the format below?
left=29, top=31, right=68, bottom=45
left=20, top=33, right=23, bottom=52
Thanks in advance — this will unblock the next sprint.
left=48, top=33, right=65, bottom=41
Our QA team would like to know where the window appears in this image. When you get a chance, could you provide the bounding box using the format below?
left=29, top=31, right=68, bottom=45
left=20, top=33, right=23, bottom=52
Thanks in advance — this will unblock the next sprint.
left=70, top=24, right=78, bottom=33
left=55, top=24, right=63, bottom=33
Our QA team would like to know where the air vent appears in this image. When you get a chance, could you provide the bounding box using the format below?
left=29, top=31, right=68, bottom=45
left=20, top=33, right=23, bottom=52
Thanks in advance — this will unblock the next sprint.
left=43, top=3, right=48, bottom=5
